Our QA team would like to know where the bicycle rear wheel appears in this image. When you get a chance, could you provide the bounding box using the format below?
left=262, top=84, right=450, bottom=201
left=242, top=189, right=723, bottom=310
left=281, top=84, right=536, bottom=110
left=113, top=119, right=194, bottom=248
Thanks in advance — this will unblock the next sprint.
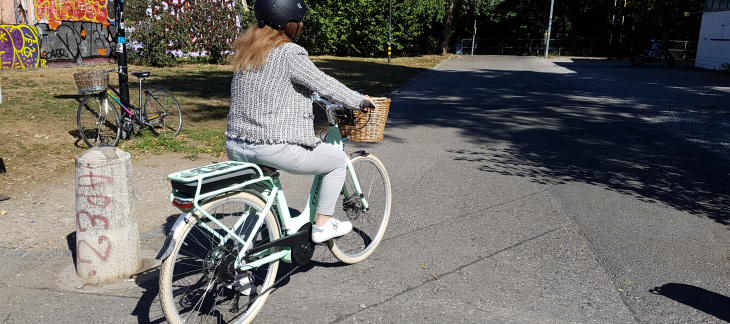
left=330, top=155, right=391, bottom=264
left=159, top=192, right=280, bottom=324
left=77, top=94, right=121, bottom=148
left=145, top=88, right=182, bottom=137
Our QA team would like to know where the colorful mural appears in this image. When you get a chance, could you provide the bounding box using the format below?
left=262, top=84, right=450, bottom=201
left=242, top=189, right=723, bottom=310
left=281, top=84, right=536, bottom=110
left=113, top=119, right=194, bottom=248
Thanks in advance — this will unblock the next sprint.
left=37, top=21, right=115, bottom=63
left=0, top=24, right=41, bottom=70
left=0, top=0, right=236, bottom=69
left=34, top=0, right=109, bottom=28
left=0, top=0, right=114, bottom=70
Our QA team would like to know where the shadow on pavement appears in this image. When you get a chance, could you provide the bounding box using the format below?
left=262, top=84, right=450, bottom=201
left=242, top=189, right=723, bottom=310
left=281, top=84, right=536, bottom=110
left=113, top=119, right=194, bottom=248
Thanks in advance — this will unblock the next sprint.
left=650, top=283, right=730, bottom=322
left=389, top=58, right=730, bottom=226
left=132, top=261, right=166, bottom=323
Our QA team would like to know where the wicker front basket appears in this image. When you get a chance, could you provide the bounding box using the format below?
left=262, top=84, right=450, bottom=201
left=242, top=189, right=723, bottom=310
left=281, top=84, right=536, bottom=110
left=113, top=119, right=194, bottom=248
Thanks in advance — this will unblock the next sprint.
left=339, top=97, right=391, bottom=142
left=73, top=70, right=109, bottom=94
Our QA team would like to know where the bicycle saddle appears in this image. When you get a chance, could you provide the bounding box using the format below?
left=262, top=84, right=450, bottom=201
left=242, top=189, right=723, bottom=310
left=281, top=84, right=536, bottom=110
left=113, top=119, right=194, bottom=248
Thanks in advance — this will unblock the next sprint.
left=132, top=72, right=151, bottom=78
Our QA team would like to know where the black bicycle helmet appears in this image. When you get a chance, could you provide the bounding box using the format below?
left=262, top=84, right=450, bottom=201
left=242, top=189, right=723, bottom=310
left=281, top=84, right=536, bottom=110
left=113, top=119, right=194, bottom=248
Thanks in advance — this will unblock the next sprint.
left=255, top=0, right=309, bottom=30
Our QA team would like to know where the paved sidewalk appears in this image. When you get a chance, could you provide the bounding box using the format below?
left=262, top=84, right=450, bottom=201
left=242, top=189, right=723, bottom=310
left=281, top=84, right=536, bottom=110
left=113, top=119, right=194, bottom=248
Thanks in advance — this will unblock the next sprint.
left=1, top=56, right=729, bottom=323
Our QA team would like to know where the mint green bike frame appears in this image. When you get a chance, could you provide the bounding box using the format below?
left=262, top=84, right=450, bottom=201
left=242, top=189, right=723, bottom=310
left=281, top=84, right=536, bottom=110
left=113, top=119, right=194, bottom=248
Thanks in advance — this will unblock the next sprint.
left=159, top=107, right=368, bottom=272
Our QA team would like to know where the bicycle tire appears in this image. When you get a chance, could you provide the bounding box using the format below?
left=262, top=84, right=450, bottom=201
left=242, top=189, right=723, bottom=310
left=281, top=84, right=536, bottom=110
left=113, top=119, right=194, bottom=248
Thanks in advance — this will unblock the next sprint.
left=329, top=155, right=392, bottom=264
left=159, top=192, right=280, bottom=324
left=77, top=94, right=121, bottom=148
left=144, top=89, right=182, bottom=137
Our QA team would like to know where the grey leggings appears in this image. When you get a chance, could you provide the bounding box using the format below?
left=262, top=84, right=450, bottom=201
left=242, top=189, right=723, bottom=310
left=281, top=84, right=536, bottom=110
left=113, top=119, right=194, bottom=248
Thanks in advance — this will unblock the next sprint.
left=225, top=138, right=347, bottom=216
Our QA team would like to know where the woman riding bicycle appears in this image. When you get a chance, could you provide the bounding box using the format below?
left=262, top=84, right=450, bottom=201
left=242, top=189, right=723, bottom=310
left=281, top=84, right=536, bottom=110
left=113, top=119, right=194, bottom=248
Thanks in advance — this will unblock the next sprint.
left=225, top=0, right=376, bottom=244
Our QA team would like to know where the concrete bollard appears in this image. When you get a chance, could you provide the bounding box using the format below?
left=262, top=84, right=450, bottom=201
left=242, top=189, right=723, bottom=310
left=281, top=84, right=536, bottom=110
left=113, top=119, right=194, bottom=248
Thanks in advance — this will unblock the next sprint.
left=75, top=146, right=140, bottom=282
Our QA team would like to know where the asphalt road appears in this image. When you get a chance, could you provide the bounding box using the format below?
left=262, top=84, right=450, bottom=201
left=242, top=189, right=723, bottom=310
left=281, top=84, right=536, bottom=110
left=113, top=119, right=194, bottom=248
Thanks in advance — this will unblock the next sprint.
left=1, top=56, right=729, bottom=323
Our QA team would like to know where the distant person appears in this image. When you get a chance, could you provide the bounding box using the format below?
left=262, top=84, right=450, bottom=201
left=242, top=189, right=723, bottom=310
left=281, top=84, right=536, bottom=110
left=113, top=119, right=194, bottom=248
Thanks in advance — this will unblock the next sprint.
left=649, top=39, right=666, bottom=60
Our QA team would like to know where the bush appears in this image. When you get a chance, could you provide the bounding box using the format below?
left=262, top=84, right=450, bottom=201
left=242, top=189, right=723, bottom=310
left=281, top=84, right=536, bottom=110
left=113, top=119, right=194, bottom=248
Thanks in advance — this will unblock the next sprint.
left=177, top=0, right=254, bottom=64
left=126, top=0, right=253, bottom=66
left=125, top=0, right=183, bottom=66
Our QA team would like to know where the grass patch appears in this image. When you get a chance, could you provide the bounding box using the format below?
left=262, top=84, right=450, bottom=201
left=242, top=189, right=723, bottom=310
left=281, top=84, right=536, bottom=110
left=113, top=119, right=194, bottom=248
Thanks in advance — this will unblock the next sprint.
left=119, top=129, right=228, bottom=158
left=0, top=54, right=450, bottom=190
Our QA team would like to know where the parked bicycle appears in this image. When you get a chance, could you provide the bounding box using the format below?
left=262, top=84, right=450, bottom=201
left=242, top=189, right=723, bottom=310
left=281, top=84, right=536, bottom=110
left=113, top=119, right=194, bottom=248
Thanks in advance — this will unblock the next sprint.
left=156, top=95, right=392, bottom=323
left=73, top=68, right=183, bottom=148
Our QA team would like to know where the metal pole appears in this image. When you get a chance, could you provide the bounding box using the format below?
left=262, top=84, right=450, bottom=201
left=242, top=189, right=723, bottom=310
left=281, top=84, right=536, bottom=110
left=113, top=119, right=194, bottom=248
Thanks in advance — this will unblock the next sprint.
left=13, top=0, right=19, bottom=23
left=114, top=0, right=130, bottom=107
left=471, top=19, right=476, bottom=55
left=388, top=0, right=391, bottom=63
left=544, top=0, right=554, bottom=58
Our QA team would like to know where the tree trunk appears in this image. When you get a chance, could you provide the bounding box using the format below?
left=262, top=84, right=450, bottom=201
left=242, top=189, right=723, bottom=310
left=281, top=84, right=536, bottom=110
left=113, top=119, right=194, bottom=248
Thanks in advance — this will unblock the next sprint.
left=439, top=0, right=456, bottom=55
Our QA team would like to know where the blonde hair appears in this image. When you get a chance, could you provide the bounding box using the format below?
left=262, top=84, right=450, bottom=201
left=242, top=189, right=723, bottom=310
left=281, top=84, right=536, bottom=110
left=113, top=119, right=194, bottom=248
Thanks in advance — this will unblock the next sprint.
left=231, top=22, right=305, bottom=72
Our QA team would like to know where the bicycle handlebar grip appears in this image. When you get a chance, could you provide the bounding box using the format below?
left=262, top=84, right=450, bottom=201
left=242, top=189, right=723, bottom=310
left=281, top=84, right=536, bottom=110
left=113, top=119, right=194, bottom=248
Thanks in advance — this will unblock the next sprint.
left=360, top=100, right=375, bottom=111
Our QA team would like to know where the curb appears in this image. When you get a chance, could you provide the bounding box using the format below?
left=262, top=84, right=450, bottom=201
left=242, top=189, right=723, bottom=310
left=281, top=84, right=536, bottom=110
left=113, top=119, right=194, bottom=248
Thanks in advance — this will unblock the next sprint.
left=389, top=55, right=455, bottom=97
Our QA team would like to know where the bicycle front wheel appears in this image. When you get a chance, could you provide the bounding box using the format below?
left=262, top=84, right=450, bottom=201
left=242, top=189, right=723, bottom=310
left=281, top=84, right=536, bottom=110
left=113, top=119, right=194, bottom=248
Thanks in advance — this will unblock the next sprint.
left=330, top=154, right=392, bottom=264
left=145, top=89, right=182, bottom=137
left=159, top=192, right=280, bottom=324
left=77, top=94, right=121, bottom=148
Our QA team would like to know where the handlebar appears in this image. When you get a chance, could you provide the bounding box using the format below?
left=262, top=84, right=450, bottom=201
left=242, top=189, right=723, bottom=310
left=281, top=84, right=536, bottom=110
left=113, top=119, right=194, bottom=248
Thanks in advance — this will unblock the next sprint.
left=312, top=93, right=341, bottom=109
left=312, top=93, right=373, bottom=127
left=312, top=93, right=374, bottom=111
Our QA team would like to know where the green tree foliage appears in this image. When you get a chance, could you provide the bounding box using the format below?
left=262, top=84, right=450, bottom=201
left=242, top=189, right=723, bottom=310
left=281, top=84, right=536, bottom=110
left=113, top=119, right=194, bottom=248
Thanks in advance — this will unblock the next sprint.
left=299, top=0, right=445, bottom=56
left=124, top=0, right=704, bottom=61
left=622, top=0, right=704, bottom=42
left=463, top=0, right=703, bottom=43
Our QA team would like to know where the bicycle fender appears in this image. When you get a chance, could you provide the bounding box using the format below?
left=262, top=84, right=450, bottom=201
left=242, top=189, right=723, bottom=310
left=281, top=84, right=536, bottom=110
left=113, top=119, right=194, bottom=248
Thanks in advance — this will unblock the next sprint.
left=155, top=212, right=194, bottom=260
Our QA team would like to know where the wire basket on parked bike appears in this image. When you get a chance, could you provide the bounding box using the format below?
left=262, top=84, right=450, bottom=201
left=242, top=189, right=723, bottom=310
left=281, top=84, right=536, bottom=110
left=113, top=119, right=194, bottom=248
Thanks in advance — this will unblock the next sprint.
left=73, top=70, right=109, bottom=94
left=338, top=97, right=391, bottom=142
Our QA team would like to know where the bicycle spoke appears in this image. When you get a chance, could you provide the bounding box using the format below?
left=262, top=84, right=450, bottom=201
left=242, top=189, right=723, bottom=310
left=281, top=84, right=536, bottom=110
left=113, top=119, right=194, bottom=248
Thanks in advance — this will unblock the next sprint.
left=145, top=89, right=182, bottom=137
left=330, top=155, right=391, bottom=264
left=160, top=193, right=279, bottom=323
left=184, top=278, right=217, bottom=323
left=78, top=95, right=120, bottom=147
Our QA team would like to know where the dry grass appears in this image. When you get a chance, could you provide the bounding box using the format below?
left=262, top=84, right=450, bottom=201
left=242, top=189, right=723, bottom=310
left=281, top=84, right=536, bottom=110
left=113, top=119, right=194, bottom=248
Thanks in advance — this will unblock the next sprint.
left=0, top=55, right=449, bottom=194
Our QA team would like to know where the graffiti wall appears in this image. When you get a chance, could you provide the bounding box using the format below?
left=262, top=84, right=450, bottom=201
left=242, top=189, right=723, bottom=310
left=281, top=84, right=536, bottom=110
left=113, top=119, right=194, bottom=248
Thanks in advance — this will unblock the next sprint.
left=0, top=0, right=240, bottom=70
left=0, top=24, right=42, bottom=70
left=34, top=0, right=110, bottom=27
left=0, top=0, right=115, bottom=70
left=37, top=21, right=115, bottom=63
left=35, top=0, right=116, bottom=65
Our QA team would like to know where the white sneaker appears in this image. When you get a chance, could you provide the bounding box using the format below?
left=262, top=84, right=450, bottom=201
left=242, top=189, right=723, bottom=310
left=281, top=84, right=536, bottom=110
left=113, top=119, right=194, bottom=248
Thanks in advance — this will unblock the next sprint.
left=311, top=218, right=353, bottom=243
left=226, top=273, right=256, bottom=295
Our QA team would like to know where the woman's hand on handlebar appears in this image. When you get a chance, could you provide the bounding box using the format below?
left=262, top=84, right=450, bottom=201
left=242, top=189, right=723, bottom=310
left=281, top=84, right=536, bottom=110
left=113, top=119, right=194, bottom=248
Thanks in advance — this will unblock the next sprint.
left=361, top=95, right=376, bottom=112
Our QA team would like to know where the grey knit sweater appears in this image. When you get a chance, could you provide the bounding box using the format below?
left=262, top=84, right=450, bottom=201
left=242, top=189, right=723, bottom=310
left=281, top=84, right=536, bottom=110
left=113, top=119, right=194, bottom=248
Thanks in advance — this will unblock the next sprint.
left=226, top=42, right=363, bottom=148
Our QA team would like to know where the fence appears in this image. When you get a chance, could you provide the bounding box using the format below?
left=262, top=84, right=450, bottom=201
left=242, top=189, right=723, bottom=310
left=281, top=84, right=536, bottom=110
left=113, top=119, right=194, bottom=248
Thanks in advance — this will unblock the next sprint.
left=457, top=38, right=698, bottom=59
left=665, top=41, right=698, bottom=60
